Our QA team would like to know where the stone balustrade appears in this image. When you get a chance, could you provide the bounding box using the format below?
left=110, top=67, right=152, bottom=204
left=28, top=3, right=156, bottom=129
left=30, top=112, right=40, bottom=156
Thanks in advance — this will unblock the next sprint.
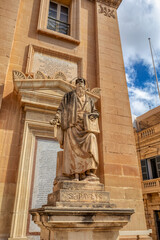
left=142, top=178, right=160, bottom=193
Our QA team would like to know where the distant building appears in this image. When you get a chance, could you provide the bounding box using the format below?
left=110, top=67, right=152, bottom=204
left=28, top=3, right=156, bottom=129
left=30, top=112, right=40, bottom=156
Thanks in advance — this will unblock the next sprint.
left=135, top=106, right=160, bottom=240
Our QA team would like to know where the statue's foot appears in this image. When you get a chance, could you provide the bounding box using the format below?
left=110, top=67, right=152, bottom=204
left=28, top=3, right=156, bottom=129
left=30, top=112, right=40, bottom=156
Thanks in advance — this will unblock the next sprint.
left=72, top=173, right=79, bottom=181
left=80, top=172, right=86, bottom=180
left=87, top=173, right=97, bottom=177
left=82, top=175, right=99, bottom=182
left=86, top=170, right=97, bottom=178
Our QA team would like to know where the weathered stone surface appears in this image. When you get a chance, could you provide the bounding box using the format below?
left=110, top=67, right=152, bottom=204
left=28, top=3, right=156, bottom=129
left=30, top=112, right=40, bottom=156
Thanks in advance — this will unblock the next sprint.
left=48, top=180, right=110, bottom=207
left=30, top=206, right=134, bottom=230
left=55, top=201, right=114, bottom=208
left=54, top=180, right=105, bottom=191
left=30, top=179, right=134, bottom=239
left=48, top=189, right=110, bottom=204
left=30, top=206, right=134, bottom=240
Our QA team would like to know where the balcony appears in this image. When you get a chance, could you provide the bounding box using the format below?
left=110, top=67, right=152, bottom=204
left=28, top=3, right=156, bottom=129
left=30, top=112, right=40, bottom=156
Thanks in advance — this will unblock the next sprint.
left=47, top=17, right=70, bottom=35
left=142, top=178, right=160, bottom=194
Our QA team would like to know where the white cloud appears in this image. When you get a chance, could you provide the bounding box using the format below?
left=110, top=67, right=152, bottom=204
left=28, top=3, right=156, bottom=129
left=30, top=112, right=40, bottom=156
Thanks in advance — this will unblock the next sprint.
left=117, top=0, right=160, bottom=116
left=127, top=77, right=159, bottom=116
left=118, top=0, right=160, bottom=69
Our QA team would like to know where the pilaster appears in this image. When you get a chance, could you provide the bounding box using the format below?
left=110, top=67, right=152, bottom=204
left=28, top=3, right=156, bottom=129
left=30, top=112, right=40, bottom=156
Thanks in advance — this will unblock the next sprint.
left=94, top=0, right=149, bottom=235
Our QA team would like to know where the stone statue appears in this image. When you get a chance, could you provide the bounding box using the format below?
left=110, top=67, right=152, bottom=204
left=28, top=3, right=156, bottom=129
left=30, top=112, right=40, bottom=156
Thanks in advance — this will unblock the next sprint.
left=50, top=78, right=99, bottom=181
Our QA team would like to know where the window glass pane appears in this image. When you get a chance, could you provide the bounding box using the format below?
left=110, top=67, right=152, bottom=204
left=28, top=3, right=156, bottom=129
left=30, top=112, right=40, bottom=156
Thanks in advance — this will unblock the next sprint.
left=61, top=6, right=68, bottom=15
left=60, top=14, right=68, bottom=23
left=60, top=6, right=68, bottom=23
left=49, top=2, right=57, bottom=19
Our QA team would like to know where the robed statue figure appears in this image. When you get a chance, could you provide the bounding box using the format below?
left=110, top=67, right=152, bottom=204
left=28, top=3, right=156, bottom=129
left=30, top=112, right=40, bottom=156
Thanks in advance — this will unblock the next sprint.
left=50, top=78, right=99, bottom=181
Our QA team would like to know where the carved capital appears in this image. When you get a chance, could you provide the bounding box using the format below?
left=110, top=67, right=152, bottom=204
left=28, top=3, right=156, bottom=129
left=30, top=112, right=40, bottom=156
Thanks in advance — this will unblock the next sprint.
left=88, top=0, right=122, bottom=9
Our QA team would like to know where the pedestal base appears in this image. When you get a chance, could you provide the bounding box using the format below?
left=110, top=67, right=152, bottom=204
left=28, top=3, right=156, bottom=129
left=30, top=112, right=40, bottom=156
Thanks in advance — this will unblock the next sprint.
left=31, top=207, right=134, bottom=240
left=30, top=180, right=134, bottom=240
left=41, top=229, right=119, bottom=240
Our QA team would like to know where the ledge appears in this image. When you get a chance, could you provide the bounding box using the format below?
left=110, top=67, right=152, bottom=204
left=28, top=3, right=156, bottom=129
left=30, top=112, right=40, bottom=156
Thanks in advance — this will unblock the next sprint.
left=13, top=74, right=100, bottom=111
left=38, top=28, right=80, bottom=45
left=30, top=206, right=134, bottom=231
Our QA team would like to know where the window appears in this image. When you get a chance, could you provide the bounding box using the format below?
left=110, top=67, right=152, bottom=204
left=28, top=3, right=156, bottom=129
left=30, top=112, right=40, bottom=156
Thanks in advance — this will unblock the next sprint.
left=141, top=156, right=160, bottom=180
left=37, top=0, right=80, bottom=43
left=47, top=1, right=70, bottom=35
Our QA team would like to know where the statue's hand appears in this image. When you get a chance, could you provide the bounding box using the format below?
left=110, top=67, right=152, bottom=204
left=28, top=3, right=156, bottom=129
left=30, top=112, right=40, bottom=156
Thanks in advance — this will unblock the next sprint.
left=88, top=113, right=99, bottom=121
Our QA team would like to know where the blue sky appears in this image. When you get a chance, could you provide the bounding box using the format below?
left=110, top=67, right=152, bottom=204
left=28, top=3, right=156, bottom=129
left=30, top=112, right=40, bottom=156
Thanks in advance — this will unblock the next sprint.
left=117, top=0, right=160, bottom=117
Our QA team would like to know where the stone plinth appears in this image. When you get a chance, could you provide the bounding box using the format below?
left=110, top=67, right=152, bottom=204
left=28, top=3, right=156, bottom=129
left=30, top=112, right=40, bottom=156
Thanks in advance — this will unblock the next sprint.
left=30, top=180, right=134, bottom=240
left=30, top=207, right=134, bottom=240
left=48, top=180, right=111, bottom=208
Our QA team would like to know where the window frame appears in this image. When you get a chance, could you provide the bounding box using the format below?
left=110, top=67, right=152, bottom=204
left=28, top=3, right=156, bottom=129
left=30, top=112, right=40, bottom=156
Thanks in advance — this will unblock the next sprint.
left=141, top=155, right=160, bottom=181
left=47, top=1, right=70, bottom=35
left=37, top=0, right=81, bottom=44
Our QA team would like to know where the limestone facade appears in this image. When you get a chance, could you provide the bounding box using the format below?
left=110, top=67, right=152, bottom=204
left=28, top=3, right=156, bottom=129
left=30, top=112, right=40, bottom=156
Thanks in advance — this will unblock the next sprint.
left=0, top=0, right=151, bottom=239
left=135, top=106, right=160, bottom=240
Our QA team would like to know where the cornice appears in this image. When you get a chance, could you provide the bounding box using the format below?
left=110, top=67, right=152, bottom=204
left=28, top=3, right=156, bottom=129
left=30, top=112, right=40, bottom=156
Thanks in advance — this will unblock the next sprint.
left=88, top=0, right=122, bottom=9
left=13, top=70, right=100, bottom=111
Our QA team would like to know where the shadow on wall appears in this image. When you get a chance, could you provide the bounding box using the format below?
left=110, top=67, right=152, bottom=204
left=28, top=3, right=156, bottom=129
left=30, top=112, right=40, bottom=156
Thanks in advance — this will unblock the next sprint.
left=0, top=92, right=24, bottom=238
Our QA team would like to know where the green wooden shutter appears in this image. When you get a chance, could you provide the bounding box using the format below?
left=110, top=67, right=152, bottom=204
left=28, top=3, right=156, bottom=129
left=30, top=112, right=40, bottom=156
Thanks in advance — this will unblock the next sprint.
left=141, top=159, right=149, bottom=180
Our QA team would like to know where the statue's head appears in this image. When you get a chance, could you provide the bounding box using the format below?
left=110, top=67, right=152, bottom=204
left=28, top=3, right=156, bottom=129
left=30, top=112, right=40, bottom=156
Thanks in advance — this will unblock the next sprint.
left=75, top=78, right=86, bottom=89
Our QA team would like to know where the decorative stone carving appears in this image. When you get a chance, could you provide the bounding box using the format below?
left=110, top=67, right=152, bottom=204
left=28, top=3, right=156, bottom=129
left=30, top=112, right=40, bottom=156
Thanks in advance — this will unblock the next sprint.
left=12, top=70, right=101, bottom=99
left=88, top=0, right=122, bottom=9
left=54, top=72, right=67, bottom=81
left=27, top=75, right=33, bottom=79
left=12, top=70, right=26, bottom=80
left=35, top=70, right=46, bottom=79
left=98, top=4, right=116, bottom=19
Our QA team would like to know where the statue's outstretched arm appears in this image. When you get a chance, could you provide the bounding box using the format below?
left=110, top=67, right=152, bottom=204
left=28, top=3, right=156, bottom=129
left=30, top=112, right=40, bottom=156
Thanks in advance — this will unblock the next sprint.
left=50, top=100, right=64, bottom=126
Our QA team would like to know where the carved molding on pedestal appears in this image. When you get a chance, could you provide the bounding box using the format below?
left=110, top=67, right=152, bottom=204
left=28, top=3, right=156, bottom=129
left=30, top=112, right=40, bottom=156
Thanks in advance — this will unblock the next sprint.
left=88, top=0, right=122, bottom=9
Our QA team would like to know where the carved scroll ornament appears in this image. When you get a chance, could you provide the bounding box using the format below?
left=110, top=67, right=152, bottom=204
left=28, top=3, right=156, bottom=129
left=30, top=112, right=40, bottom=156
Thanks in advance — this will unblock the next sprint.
left=98, top=4, right=115, bottom=19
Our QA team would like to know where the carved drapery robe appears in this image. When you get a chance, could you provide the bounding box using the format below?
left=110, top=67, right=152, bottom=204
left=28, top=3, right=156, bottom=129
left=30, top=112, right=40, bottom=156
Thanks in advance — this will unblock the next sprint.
left=57, top=90, right=99, bottom=176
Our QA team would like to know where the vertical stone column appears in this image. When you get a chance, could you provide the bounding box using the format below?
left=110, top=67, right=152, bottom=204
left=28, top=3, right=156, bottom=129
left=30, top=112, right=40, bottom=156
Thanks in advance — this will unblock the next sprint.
left=95, top=0, right=149, bottom=236
left=0, top=0, right=20, bottom=108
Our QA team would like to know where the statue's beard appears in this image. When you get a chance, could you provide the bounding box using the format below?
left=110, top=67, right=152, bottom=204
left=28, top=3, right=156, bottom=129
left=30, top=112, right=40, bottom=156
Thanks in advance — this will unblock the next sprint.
left=76, top=86, right=85, bottom=97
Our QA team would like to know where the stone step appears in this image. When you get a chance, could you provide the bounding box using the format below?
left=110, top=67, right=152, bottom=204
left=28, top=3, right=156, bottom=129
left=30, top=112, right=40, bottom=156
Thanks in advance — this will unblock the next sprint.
left=53, top=180, right=104, bottom=192
left=48, top=189, right=110, bottom=205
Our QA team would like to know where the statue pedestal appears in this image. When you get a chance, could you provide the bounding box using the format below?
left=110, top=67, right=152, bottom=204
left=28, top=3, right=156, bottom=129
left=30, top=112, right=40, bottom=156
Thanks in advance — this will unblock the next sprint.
left=30, top=181, right=134, bottom=240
